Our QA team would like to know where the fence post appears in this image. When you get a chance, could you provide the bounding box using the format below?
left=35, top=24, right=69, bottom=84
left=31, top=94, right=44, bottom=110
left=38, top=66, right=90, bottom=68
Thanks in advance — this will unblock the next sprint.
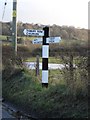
left=69, top=54, right=74, bottom=94
left=36, top=55, right=39, bottom=76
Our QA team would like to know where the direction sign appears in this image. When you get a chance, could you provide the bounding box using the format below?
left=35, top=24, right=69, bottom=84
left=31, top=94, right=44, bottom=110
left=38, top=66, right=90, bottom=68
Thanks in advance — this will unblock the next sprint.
left=46, top=37, right=61, bottom=43
left=32, top=38, right=42, bottom=44
left=23, top=29, right=44, bottom=36
left=32, top=37, right=61, bottom=44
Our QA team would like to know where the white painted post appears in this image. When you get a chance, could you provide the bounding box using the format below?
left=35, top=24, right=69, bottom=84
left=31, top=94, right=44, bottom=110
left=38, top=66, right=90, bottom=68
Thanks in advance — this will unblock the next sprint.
left=42, top=27, right=49, bottom=88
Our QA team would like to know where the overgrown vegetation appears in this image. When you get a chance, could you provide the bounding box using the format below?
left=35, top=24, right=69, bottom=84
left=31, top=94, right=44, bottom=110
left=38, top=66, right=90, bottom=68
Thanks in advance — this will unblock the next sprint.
left=2, top=69, right=88, bottom=118
left=2, top=44, right=88, bottom=118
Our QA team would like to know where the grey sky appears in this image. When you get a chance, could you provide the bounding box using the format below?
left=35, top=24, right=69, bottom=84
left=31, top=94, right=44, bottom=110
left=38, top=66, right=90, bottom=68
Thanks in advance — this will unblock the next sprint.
left=0, top=0, right=89, bottom=28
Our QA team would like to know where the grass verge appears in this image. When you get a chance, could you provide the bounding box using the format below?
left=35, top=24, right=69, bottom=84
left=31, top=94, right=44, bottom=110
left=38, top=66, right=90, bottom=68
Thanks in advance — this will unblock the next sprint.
left=2, top=68, right=88, bottom=118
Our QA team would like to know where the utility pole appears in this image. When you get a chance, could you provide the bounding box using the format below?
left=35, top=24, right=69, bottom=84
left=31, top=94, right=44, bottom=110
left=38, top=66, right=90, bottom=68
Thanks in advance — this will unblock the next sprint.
left=12, top=0, right=17, bottom=54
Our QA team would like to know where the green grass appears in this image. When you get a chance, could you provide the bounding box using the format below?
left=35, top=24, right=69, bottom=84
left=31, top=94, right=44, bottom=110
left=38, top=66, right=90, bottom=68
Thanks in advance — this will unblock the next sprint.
left=0, top=35, right=39, bottom=41
left=25, top=57, right=41, bottom=62
left=2, top=68, right=88, bottom=118
left=25, top=57, right=63, bottom=64
left=0, top=35, right=7, bottom=40
left=19, top=36, right=36, bottom=41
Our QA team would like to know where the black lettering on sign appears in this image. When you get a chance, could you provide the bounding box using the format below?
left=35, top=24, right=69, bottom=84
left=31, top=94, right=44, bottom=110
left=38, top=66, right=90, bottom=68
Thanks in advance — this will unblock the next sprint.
left=34, top=30, right=36, bottom=32
left=36, top=33, right=39, bottom=35
left=37, top=30, right=43, bottom=33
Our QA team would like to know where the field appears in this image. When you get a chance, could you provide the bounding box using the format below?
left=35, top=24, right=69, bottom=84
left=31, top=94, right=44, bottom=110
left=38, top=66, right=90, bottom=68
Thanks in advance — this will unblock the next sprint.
left=25, top=57, right=63, bottom=64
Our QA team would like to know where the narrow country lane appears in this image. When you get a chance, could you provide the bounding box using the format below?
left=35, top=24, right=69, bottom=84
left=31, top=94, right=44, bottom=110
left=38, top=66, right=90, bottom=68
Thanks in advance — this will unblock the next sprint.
left=2, top=108, right=15, bottom=118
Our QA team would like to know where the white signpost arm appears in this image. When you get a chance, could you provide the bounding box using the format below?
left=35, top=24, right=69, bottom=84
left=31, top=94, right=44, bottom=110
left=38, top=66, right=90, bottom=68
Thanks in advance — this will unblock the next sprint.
left=32, top=37, right=61, bottom=44
left=23, top=29, right=44, bottom=36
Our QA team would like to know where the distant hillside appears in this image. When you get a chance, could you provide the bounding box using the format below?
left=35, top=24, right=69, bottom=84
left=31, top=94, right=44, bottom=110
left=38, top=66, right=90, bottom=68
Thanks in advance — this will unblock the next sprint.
left=1, top=22, right=88, bottom=41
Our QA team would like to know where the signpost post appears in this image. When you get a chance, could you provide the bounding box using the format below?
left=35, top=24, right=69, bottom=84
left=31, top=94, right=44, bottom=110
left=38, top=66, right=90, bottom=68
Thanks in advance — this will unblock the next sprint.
left=42, top=26, right=49, bottom=88
left=23, top=27, right=61, bottom=88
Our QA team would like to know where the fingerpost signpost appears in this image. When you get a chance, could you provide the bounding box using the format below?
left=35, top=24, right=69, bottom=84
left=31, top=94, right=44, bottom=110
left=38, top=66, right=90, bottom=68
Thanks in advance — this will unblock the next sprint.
left=23, top=27, right=61, bottom=87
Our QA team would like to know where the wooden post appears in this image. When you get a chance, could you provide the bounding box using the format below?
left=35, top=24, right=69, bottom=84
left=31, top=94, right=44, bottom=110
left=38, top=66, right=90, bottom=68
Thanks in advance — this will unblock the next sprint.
left=36, top=55, right=39, bottom=76
left=69, top=54, right=74, bottom=93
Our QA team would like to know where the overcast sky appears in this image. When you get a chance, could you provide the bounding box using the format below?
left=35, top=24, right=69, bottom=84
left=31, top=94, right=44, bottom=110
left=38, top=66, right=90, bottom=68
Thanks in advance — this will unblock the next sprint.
left=0, top=0, right=89, bottom=28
